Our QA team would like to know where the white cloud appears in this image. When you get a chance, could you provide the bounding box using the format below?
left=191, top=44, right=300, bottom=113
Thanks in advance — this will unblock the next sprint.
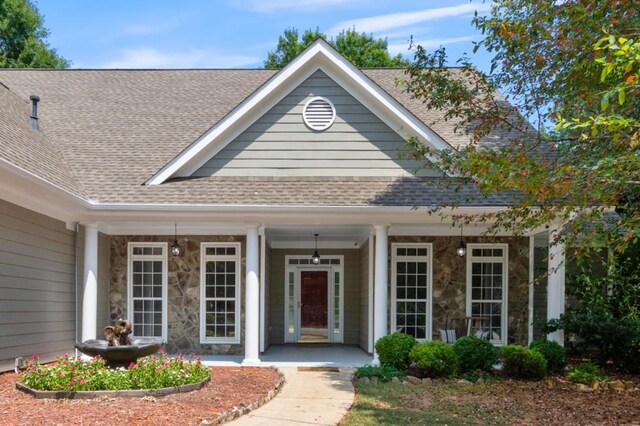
left=388, top=35, right=479, bottom=56
left=240, top=0, right=358, bottom=13
left=101, top=48, right=260, bottom=69
left=326, top=2, right=491, bottom=35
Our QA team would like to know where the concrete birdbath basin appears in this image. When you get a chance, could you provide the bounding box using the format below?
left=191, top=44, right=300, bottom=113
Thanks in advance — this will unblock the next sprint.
left=75, top=338, right=163, bottom=367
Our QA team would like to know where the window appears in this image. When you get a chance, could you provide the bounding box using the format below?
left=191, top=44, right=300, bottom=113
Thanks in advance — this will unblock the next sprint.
left=391, top=244, right=432, bottom=340
left=466, top=244, right=508, bottom=345
left=200, top=242, right=241, bottom=344
left=127, top=243, right=167, bottom=340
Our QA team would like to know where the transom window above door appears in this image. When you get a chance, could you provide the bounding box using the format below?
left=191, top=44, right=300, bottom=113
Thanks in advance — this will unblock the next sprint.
left=391, top=244, right=433, bottom=341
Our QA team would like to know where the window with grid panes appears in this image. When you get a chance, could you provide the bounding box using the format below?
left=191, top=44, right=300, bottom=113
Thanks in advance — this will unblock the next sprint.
left=128, top=243, right=166, bottom=339
left=200, top=243, right=241, bottom=344
left=392, top=245, right=431, bottom=340
left=467, top=245, right=508, bottom=345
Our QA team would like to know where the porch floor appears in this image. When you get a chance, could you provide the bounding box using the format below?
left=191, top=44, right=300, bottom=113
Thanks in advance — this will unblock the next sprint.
left=200, top=344, right=372, bottom=367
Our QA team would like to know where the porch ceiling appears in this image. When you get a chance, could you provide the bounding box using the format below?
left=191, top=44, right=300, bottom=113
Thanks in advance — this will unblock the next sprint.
left=266, top=224, right=370, bottom=249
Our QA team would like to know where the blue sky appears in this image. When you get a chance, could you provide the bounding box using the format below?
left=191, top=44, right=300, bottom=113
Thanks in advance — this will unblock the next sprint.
left=36, top=0, right=492, bottom=70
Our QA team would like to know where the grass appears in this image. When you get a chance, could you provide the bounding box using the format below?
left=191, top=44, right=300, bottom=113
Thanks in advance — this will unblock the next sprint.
left=342, top=382, right=507, bottom=426
left=343, top=375, right=640, bottom=425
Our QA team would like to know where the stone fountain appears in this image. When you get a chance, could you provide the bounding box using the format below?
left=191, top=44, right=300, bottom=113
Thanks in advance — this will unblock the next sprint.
left=75, top=319, right=163, bottom=367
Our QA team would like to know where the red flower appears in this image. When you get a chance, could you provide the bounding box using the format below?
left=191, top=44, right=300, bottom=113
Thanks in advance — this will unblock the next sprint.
left=129, top=362, right=135, bottom=369
left=57, top=371, right=63, bottom=376
left=70, top=365, right=76, bottom=371
left=69, top=381, right=75, bottom=386
left=32, top=354, right=38, bottom=360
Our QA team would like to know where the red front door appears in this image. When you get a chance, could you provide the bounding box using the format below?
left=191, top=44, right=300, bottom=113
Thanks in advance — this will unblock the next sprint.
left=300, top=271, right=328, bottom=341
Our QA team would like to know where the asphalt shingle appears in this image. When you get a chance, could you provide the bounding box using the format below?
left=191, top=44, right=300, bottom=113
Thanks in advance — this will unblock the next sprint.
left=0, top=68, right=518, bottom=207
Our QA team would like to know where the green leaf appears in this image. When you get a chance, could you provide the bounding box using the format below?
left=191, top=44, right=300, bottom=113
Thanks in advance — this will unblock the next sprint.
left=618, top=89, right=625, bottom=105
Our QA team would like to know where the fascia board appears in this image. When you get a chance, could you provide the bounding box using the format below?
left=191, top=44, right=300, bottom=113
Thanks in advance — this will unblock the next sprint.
left=144, top=43, right=328, bottom=186
left=0, top=157, right=91, bottom=222
left=145, top=40, right=453, bottom=185
left=315, top=52, right=451, bottom=152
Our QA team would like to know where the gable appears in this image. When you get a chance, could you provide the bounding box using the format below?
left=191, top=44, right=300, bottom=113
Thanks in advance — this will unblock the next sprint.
left=146, top=39, right=451, bottom=185
left=191, top=71, right=439, bottom=177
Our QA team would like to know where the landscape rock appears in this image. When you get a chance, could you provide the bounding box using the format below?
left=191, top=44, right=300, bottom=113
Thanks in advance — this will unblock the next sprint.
left=422, top=378, right=432, bottom=385
left=609, top=381, right=625, bottom=391
left=370, top=377, right=379, bottom=384
left=358, top=377, right=370, bottom=384
left=406, top=376, right=422, bottom=385
left=391, top=377, right=400, bottom=384
left=577, top=384, right=591, bottom=392
left=624, top=381, right=635, bottom=390
left=457, top=379, right=472, bottom=385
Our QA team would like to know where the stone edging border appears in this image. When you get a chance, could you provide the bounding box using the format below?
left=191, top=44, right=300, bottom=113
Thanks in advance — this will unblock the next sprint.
left=210, top=366, right=286, bottom=425
left=15, top=375, right=211, bottom=399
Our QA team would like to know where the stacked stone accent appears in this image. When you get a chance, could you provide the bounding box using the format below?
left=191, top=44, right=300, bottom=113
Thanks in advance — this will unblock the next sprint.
left=389, top=236, right=530, bottom=345
left=108, top=234, right=529, bottom=356
left=110, top=235, right=246, bottom=355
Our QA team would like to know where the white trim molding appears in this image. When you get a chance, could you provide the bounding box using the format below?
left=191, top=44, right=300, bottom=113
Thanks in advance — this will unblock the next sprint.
left=144, top=38, right=452, bottom=185
left=390, top=243, right=434, bottom=341
left=200, top=242, right=242, bottom=345
left=465, top=243, right=509, bottom=346
left=127, top=242, right=169, bottom=341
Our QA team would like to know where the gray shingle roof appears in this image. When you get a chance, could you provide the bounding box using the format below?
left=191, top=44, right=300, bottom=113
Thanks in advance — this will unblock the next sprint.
left=100, top=176, right=521, bottom=206
left=0, top=68, right=515, bottom=207
left=0, top=82, right=86, bottom=198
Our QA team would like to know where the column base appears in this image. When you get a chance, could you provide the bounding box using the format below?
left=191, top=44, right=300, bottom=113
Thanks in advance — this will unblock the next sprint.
left=241, top=358, right=261, bottom=366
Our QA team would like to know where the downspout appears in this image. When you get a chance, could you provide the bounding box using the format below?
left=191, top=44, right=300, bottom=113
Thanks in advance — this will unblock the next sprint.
left=74, top=223, right=80, bottom=360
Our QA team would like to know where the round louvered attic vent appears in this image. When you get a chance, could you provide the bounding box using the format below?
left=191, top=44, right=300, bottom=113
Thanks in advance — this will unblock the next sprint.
left=302, top=97, right=336, bottom=131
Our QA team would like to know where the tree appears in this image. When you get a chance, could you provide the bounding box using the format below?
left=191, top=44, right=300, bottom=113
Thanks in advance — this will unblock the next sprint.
left=402, top=0, right=639, bottom=253
left=0, top=0, right=69, bottom=68
left=264, top=27, right=408, bottom=68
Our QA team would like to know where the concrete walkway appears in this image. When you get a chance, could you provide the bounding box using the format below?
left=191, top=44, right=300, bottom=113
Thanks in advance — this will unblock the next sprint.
left=231, top=367, right=355, bottom=425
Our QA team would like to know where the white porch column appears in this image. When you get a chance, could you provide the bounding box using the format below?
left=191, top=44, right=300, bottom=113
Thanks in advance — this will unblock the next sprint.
left=243, top=224, right=261, bottom=365
left=372, top=225, right=389, bottom=366
left=81, top=223, right=98, bottom=342
left=547, top=227, right=565, bottom=345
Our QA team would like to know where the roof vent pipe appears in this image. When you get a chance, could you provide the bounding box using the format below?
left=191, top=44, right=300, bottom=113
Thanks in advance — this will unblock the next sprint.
left=29, top=95, right=40, bottom=130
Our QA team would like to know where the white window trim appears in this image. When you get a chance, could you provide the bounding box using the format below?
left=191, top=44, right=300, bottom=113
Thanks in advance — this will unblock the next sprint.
left=391, top=243, right=433, bottom=341
left=200, top=242, right=242, bottom=344
left=465, top=243, right=509, bottom=346
left=283, top=255, right=344, bottom=343
left=127, top=242, right=168, bottom=341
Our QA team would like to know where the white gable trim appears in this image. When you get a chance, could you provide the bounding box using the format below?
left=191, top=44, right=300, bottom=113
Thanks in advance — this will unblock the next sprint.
left=145, top=39, right=452, bottom=186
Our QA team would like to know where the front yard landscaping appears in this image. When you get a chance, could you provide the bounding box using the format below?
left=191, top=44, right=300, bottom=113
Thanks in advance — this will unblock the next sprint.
left=0, top=365, right=282, bottom=425
left=344, top=331, right=640, bottom=425
left=343, top=377, right=640, bottom=425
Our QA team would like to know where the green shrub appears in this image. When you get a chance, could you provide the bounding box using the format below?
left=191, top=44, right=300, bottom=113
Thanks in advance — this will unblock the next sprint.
left=566, top=362, right=607, bottom=385
left=544, top=244, right=640, bottom=373
left=374, top=333, right=417, bottom=370
left=500, top=345, right=547, bottom=380
left=408, top=341, right=459, bottom=378
left=452, top=336, right=498, bottom=373
left=529, top=339, right=567, bottom=374
left=354, top=365, right=403, bottom=382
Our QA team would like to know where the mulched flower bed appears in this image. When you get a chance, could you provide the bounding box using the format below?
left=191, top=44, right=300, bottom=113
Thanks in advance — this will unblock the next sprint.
left=0, top=367, right=281, bottom=425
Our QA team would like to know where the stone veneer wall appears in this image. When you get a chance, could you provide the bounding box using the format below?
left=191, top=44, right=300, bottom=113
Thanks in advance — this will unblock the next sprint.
left=110, top=235, right=246, bottom=355
left=388, top=236, right=530, bottom=345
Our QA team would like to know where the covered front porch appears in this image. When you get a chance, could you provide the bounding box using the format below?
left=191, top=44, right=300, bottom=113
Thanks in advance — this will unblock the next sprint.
left=77, top=214, right=567, bottom=365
